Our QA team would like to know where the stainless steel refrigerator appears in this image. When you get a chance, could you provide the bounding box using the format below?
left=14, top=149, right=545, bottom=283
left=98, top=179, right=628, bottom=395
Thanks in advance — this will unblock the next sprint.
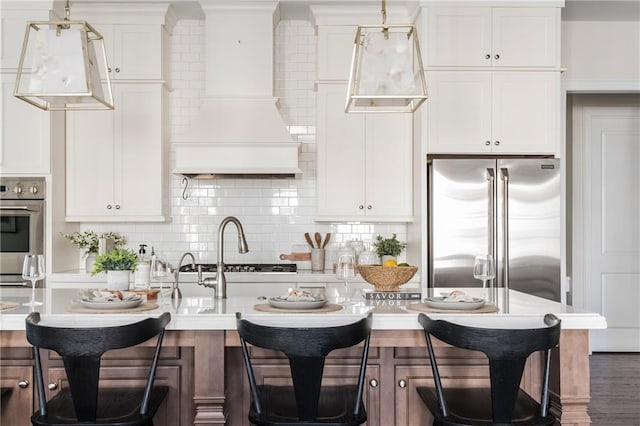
left=428, top=157, right=561, bottom=302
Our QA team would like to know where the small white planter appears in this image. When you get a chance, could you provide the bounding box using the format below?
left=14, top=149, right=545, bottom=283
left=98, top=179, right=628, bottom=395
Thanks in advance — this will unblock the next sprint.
left=84, top=253, right=97, bottom=273
left=106, top=270, right=130, bottom=291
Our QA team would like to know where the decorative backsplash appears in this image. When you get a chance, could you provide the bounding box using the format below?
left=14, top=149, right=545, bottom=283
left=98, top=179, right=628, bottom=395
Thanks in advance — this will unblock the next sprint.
left=79, top=19, right=408, bottom=267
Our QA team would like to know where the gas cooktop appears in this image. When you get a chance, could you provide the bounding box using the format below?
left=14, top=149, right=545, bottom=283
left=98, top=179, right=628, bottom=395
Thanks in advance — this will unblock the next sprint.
left=179, top=263, right=297, bottom=273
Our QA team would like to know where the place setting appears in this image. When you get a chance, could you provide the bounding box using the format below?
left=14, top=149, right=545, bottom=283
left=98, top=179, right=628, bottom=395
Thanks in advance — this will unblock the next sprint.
left=406, top=255, right=500, bottom=314
left=66, top=289, right=159, bottom=314
left=253, top=288, right=342, bottom=313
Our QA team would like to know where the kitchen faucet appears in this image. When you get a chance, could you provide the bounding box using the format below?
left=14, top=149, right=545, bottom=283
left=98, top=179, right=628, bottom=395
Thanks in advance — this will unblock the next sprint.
left=201, top=216, right=249, bottom=299
left=173, top=252, right=197, bottom=305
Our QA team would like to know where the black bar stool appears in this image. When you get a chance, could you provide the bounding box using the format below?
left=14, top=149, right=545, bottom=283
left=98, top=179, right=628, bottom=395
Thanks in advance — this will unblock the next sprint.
left=25, top=311, right=171, bottom=426
left=236, top=312, right=373, bottom=426
left=417, top=313, right=561, bottom=426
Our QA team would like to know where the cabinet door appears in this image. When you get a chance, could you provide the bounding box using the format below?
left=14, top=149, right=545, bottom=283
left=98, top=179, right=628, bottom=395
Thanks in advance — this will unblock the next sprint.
left=0, top=365, right=33, bottom=426
left=114, top=84, right=164, bottom=219
left=492, top=8, right=559, bottom=68
left=66, top=106, right=115, bottom=219
left=0, top=75, right=50, bottom=174
left=425, top=8, right=492, bottom=67
left=317, top=83, right=366, bottom=219
left=365, top=114, right=413, bottom=220
left=426, top=71, right=492, bottom=154
left=491, top=71, right=558, bottom=154
left=89, top=24, right=162, bottom=81
left=317, top=26, right=356, bottom=81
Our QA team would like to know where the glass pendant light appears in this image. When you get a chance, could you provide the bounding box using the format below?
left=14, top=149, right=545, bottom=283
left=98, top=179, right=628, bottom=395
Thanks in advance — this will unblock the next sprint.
left=345, top=0, right=427, bottom=113
left=13, top=0, right=113, bottom=111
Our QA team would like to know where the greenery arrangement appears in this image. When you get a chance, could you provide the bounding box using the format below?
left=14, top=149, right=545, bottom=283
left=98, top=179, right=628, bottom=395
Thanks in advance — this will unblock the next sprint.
left=91, top=248, right=138, bottom=275
left=373, top=234, right=407, bottom=258
left=62, top=231, right=127, bottom=256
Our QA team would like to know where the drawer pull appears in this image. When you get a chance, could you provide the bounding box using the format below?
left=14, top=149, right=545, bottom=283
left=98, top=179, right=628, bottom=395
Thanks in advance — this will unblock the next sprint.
left=47, top=383, right=58, bottom=391
left=369, top=379, right=378, bottom=388
left=398, top=379, right=407, bottom=388
left=18, top=380, right=29, bottom=389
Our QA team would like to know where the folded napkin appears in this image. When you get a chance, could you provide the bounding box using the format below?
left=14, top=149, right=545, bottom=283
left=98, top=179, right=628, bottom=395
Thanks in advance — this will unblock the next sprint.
left=280, top=289, right=320, bottom=302
left=442, top=290, right=476, bottom=303
left=81, top=289, right=140, bottom=302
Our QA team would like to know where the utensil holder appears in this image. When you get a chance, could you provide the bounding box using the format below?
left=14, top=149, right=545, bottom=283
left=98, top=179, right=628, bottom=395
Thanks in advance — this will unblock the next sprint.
left=311, top=248, right=325, bottom=271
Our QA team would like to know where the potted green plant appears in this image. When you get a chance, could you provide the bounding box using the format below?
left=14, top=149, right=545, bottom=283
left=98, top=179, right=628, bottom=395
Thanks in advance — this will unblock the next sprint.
left=62, top=231, right=127, bottom=271
left=91, top=248, right=138, bottom=290
left=372, top=234, right=407, bottom=266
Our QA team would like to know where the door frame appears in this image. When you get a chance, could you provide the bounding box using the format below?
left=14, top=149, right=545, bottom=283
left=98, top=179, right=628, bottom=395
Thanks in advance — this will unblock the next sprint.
left=568, top=93, right=640, bottom=350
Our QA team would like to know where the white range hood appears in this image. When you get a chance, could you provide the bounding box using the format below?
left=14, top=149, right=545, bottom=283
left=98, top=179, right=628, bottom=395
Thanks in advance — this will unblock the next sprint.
left=172, top=0, right=300, bottom=178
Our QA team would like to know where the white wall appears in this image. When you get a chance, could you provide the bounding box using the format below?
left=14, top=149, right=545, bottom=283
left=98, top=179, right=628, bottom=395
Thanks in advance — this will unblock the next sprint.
left=77, top=19, right=408, bottom=267
left=561, top=1, right=640, bottom=90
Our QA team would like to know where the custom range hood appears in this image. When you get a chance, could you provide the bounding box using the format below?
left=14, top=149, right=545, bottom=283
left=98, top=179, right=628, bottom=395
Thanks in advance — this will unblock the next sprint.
left=172, top=0, right=300, bottom=178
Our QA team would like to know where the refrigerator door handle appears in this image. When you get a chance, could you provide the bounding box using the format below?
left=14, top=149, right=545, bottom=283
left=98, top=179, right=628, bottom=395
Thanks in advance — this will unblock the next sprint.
left=486, top=168, right=497, bottom=303
left=500, top=168, right=510, bottom=312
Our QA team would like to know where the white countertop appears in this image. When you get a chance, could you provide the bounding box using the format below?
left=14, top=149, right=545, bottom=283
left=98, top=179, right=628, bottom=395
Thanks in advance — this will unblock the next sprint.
left=0, top=286, right=607, bottom=331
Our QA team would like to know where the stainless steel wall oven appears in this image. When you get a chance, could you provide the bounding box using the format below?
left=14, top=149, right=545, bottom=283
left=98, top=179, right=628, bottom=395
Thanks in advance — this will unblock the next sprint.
left=0, top=177, right=45, bottom=285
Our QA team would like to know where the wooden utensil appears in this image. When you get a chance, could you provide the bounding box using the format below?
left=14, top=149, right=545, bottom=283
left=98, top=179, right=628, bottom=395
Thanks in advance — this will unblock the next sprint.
left=322, top=233, right=331, bottom=248
left=314, top=232, right=322, bottom=248
left=279, top=253, right=312, bottom=261
left=304, top=233, right=314, bottom=248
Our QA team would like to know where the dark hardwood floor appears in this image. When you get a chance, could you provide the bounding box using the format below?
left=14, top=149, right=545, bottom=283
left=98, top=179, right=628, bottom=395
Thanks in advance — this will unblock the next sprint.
left=589, top=353, right=640, bottom=425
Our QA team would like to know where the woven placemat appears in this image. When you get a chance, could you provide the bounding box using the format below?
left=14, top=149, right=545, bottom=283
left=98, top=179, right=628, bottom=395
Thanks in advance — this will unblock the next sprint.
left=65, top=302, right=159, bottom=314
left=405, top=302, right=500, bottom=314
left=253, top=303, right=343, bottom=314
left=0, top=301, right=20, bottom=312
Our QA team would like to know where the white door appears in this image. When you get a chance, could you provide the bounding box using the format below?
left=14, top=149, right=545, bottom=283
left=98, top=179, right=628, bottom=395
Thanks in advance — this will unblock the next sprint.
left=581, top=105, right=640, bottom=351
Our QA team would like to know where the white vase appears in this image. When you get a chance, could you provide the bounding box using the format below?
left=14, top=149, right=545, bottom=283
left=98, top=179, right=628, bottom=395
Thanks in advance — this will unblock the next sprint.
left=85, top=253, right=98, bottom=273
left=106, top=270, right=130, bottom=291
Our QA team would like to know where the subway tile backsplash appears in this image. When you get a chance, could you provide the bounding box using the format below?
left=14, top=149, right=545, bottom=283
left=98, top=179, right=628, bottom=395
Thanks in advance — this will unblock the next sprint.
left=80, top=19, right=408, bottom=266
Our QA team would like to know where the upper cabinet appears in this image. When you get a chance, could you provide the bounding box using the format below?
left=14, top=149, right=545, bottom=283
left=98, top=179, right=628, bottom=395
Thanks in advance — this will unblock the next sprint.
left=316, top=26, right=356, bottom=81
left=316, top=83, right=413, bottom=222
left=425, top=7, right=560, bottom=68
left=90, top=24, right=168, bottom=81
left=426, top=71, right=559, bottom=154
left=66, top=84, right=167, bottom=222
left=0, top=74, right=51, bottom=175
left=421, top=4, right=562, bottom=156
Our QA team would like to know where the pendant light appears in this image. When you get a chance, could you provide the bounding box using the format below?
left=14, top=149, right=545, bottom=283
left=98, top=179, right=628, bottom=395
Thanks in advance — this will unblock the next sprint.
left=345, top=0, right=427, bottom=113
left=13, top=0, right=113, bottom=111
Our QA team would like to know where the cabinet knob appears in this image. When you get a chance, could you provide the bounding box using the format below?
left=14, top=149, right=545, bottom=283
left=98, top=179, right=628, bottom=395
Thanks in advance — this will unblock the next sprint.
left=369, top=379, right=378, bottom=388
left=485, top=54, right=491, bottom=60
left=115, top=68, right=120, bottom=73
left=115, top=204, right=121, bottom=210
left=108, top=67, right=112, bottom=73
left=107, top=204, right=112, bottom=210
left=494, top=141, right=500, bottom=146
left=485, top=141, right=491, bottom=146
left=17, top=380, right=29, bottom=389
left=359, top=205, right=364, bottom=210
left=398, top=379, right=407, bottom=388
left=367, top=205, right=372, bottom=210
left=47, top=383, right=58, bottom=391
left=494, top=54, right=500, bottom=60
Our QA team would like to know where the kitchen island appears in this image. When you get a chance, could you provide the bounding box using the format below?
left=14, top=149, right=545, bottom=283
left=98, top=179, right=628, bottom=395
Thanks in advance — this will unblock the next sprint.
left=0, top=287, right=606, bottom=426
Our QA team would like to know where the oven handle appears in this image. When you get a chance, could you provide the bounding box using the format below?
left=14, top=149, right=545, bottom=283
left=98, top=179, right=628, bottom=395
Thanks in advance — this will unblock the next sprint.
left=0, top=206, right=37, bottom=212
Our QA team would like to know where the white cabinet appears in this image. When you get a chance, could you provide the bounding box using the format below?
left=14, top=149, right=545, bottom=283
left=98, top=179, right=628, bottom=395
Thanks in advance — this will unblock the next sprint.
left=0, top=74, right=50, bottom=174
left=425, top=7, right=559, bottom=68
left=317, top=83, right=413, bottom=221
left=426, top=70, right=559, bottom=155
left=89, top=24, right=165, bottom=81
left=317, top=26, right=356, bottom=81
left=0, top=7, right=50, bottom=71
left=66, top=83, right=166, bottom=221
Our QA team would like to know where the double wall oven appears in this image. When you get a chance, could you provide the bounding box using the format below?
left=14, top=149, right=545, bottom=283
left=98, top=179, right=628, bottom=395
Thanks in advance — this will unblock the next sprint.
left=0, top=177, right=45, bottom=285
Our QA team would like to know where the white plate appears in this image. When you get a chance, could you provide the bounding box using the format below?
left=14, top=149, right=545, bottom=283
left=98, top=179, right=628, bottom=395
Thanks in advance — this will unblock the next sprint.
left=268, top=297, right=328, bottom=310
left=424, top=297, right=485, bottom=310
left=78, top=297, right=143, bottom=310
